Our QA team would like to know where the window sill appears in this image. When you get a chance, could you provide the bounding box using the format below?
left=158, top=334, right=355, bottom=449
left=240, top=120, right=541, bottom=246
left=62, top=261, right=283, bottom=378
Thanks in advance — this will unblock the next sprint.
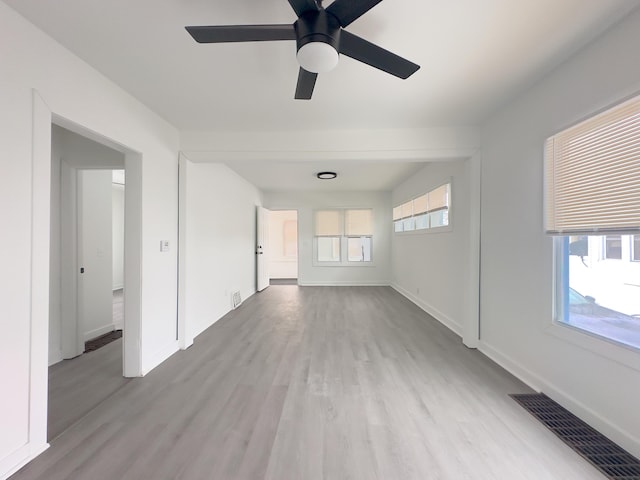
left=394, top=225, right=453, bottom=235
left=312, top=261, right=376, bottom=268
left=545, top=320, right=640, bottom=373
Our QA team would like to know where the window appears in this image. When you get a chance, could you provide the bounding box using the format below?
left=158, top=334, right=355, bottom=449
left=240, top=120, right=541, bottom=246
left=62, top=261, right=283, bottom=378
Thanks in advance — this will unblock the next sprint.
left=604, top=235, right=622, bottom=260
left=546, top=93, right=640, bottom=350
left=314, top=209, right=373, bottom=264
left=393, top=183, right=450, bottom=233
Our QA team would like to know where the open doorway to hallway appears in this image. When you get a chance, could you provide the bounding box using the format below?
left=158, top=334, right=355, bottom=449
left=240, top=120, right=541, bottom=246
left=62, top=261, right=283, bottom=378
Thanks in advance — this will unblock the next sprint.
left=47, top=126, right=129, bottom=440
left=268, top=210, right=298, bottom=286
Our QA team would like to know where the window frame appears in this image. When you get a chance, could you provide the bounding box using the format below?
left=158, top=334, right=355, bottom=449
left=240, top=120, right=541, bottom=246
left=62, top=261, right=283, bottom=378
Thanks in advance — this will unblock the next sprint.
left=550, top=237, right=640, bottom=372
left=393, top=181, right=453, bottom=235
left=545, top=91, right=640, bottom=372
left=313, top=208, right=375, bottom=267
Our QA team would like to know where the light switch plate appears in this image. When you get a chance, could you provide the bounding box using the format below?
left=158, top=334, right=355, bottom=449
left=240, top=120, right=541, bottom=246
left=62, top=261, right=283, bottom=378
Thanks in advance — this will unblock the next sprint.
left=160, top=240, right=170, bottom=252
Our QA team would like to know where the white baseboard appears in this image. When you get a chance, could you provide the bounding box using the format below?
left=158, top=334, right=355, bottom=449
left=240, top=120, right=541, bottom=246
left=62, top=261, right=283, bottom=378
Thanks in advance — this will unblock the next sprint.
left=297, top=281, right=389, bottom=286
left=48, top=349, right=63, bottom=367
left=141, top=340, right=179, bottom=376
left=478, top=340, right=640, bottom=459
left=391, top=283, right=462, bottom=337
left=477, top=341, right=544, bottom=392
left=84, top=324, right=116, bottom=342
left=0, top=441, right=49, bottom=480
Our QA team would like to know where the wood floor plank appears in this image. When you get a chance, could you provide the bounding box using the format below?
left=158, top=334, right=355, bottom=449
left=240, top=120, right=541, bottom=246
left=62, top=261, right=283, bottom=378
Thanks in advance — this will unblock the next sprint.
left=11, top=286, right=607, bottom=480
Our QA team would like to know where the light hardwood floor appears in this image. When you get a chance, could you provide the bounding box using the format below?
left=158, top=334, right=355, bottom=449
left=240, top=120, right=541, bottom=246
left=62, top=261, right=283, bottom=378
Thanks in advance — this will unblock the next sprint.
left=13, top=286, right=604, bottom=479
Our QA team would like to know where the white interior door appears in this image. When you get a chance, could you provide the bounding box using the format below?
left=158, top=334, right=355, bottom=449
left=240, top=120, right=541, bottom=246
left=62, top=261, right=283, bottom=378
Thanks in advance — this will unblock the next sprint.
left=256, top=206, right=270, bottom=292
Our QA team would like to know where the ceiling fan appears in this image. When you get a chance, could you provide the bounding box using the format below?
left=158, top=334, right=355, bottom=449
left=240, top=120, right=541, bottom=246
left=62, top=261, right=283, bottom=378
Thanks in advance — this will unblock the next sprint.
left=185, top=0, right=420, bottom=100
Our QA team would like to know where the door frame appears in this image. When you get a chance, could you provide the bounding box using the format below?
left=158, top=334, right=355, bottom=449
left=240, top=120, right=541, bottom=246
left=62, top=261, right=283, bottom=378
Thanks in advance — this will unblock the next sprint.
left=30, top=90, right=143, bottom=450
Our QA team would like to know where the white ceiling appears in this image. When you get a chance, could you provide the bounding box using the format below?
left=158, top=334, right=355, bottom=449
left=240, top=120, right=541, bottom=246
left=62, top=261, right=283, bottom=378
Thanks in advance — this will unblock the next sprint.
left=226, top=159, right=431, bottom=192
left=6, top=0, right=638, bottom=191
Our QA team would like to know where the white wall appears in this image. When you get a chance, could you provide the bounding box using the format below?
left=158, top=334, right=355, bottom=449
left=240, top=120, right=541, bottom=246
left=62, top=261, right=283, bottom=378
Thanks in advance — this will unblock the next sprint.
left=480, top=8, right=640, bottom=458
left=0, top=3, right=180, bottom=477
left=182, top=160, right=263, bottom=341
left=112, top=181, right=125, bottom=290
left=263, top=191, right=391, bottom=286
left=391, top=160, right=471, bottom=337
left=78, top=170, right=114, bottom=342
left=268, top=210, right=298, bottom=279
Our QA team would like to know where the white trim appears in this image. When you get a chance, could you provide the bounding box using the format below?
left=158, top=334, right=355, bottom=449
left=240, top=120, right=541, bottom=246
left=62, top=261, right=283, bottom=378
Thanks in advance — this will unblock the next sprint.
left=463, top=153, right=481, bottom=348
left=29, top=90, right=52, bottom=452
left=545, top=322, right=640, bottom=373
left=298, top=281, right=389, bottom=287
left=477, top=341, right=544, bottom=392
left=391, top=283, right=463, bottom=337
left=141, top=341, right=180, bottom=376
left=0, top=442, right=49, bottom=480
left=83, top=324, right=116, bottom=342
left=478, top=340, right=640, bottom=458
left=48, top=349, right=63, bottom=367
left=177, top=153, right=191, bottom=350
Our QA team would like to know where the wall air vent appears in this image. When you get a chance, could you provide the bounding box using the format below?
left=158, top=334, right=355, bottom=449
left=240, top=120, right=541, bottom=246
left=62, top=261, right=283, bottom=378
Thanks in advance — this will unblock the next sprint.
left=232, top=291, right=242, bottom=309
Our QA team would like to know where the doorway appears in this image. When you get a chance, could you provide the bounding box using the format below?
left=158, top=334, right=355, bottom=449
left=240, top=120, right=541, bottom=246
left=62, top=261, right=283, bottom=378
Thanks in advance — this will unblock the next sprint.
left=47, top=125, right=131, bottom=440
left=268, top=210, right=298, bottom=285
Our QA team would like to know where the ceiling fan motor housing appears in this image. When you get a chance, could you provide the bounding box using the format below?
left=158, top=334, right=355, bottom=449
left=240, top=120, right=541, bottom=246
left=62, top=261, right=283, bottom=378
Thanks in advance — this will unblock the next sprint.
left=294, top=10, right=341, bottom=55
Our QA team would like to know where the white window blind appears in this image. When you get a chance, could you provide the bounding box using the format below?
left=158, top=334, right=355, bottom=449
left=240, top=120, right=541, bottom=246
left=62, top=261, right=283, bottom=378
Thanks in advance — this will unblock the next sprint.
left=315, top=210, right=343, bottom=236
left=400, top=201, right=413, bottom=219
left=345, top=209, right=373, bottom=236
left=413, top=194, right=428, bottom=215
left=545, top=94, right=640, bottom=234
left=428, top=184, right=449, bottom=212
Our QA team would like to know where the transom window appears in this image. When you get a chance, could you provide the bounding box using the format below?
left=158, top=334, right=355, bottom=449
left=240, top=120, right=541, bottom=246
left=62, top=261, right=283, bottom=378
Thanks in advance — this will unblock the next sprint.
left=393, top=183, right=450, bottom=233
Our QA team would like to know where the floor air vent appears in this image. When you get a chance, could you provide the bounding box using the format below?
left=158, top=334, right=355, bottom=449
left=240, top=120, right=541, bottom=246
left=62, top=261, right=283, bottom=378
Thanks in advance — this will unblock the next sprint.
left=511, top=393, right=640, bottom=480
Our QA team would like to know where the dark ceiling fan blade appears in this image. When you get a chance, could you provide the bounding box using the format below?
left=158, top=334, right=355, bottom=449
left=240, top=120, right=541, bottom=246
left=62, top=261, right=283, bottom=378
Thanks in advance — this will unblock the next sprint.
left=185, top=25, right=296, bottom=43
left=287, top=0, right=320, bottom=17
left=295, top=68, right=318, bottom=100
left=339, top=30, right=419, bottom=79
left=325, top=0, right=382, bottom=27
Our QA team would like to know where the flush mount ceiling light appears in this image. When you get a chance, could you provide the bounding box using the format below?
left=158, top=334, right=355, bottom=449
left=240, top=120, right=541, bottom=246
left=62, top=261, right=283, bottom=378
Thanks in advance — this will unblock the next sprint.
left=317, top=171, right=337, bottom=180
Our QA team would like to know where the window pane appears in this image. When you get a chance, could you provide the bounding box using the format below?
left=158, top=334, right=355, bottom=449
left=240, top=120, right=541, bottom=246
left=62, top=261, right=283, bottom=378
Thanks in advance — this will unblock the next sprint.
left=429, top=209, right=449, bottom=228
left=414, top=213, right=428, bottom=230
left=393, top=206, right=402, bottom=221
left=348, top=237, right=371, bottom=262
left=634, top=235, right=640, bottom=262
left=317, top=237, right=340, bottom=262
left=403, top=217, right=415, bottom=232
left=605, top=235, right=622, bottom=259
left=394, top=220, right=404, bottom=232
left=560, top=235, right=640, bottom=349
left=345, top=209, right=373, bottom=236
left=315, top=210, right=343, bottom=236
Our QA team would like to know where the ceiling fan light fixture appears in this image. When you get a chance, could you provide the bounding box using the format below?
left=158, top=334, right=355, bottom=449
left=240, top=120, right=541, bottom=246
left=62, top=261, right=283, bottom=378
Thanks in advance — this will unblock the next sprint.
left=297, top=41, right=339, bottom=73
left=317, top=171, right=337, bottom=180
